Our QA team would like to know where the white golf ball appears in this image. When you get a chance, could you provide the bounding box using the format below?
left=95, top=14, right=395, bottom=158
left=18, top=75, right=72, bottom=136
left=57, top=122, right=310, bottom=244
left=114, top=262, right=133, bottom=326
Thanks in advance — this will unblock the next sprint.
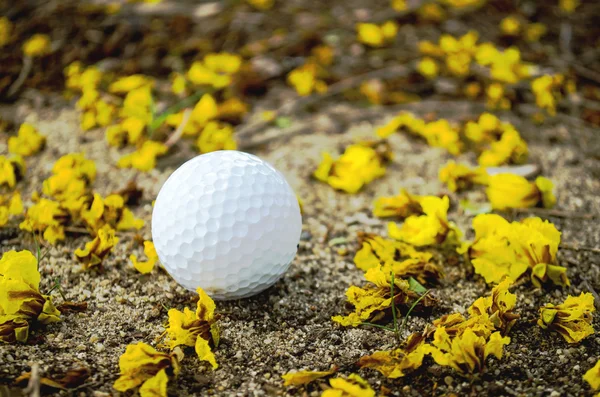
left=151, top=150, right=302, bottom=300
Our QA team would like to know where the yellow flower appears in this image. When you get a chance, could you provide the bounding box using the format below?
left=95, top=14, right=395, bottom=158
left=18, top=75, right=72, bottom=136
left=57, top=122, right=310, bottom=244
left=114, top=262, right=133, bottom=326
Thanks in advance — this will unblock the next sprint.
left=0, top=155, right=25, bottom=188
left=0, top=17, right=12, bottom=47
left=81, top=193, right=144, bottom=232
left=287, top=62, right=327, bottom=96
left=356, top=22, right=397, bottom=47
left=314, top=142, right=391, bottom=194
left=163, top=288, right=219, bottom=369
left=120, top=85, right=153, bottom=125
left=373, top=189, right=423, bottom=219
left=559, top=0, right=580, bottom=14
left=468, top=278, right=520, bottom=334
left=282, top=367, right=337, bottom=386
left=439, top=161, right=488, bottom=192
left=117, top=141, right=169, bottom=172
left=246, top=0, right=274, bottom=10
left=197, top=122, right=237, bottom=153
left=322, top=374, right=375, bottom=397
left=51, top=153, right=97, bottom=184
left=74, top=225, right=119, bottom=270
left=113, top=342, right=180, bottom=395
left=388, top=195, right=461, bottom=247
left=22, top=34, right=51, bottom=57
left=357, top=23, right=384, bottom=47
left=357, top=333, right=430, bottom=378
left=584, top=360, right=600, bottom=393
left=108, top=74, right=153, bottom=93
left=19, top=199, right=67, bottom=244
left=500, top=16, right=521, bottom=36
left=354, top=234, right=441, bottom=284
left=478, top=127, right=528, bottom=167
left=332, top=267, right=430, bottom=327
left=420, top=119, right=463, bottom=155
left=538, top=293, right=595, bottom=343
left=0, top=250, right=60, bottom=343
left=417, top=57, right=439, bottom=79
left=525, top=23, right=547, bottom=42
left=486, top=174, right=555, bottom=210
left=187, top=53, right=241, bottom=89
left=8, top=123, right=45, bottom=157
left=466, top=214, right=567, bottom=287
left=426, top=328, right=510, bottom=374
left=130, top=241, right=159, bottom=274
left=531, top=74, right=567, bottom=116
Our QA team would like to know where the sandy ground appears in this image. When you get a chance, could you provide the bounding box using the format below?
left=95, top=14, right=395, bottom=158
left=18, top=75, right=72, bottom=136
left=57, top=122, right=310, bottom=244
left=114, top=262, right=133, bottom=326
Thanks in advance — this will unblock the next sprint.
left=0, top=94, right=599, bottom=396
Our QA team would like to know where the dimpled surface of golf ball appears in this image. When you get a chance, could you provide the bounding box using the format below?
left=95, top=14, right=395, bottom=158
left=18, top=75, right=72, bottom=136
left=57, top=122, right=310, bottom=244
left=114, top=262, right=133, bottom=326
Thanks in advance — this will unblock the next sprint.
left=152, top=150, right=302, bottom=300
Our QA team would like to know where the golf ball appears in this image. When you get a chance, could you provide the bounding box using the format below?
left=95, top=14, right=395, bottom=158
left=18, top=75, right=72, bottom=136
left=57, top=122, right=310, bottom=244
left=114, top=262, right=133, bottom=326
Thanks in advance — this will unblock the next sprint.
left=151, top=150, right=302, bottom=300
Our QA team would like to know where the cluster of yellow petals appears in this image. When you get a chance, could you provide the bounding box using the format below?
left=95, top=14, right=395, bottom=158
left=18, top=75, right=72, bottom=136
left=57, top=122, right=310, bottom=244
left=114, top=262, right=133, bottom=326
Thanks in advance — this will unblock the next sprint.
left=287, top=46, right=333, bottom=96
left=537, top=292, right=595, bottom=344
left=8, top=123, right=46, bottom=157
left=388, top=195, right=461, bottom=247
left=42, top=153, right=96, bottom=214
left=464, top=214, right=567, bottom=287
left=0, top=250, right=61, bottom=343
left=130, top=240, right=159, bottom=274
left=117, top=140, right=169, bottom=172
left=531, top=74, right=572, bottom=117
left=74, top=224, right=119, bottom=270
left=358, top=280, right=516, bottom=377
left=187, top=52, right=242, bottom=89
left=357, top=333, right=431, bottom=378
left=376, top=111, right=463, bottom=155
left=465, top=112, right=528, bottom=166
left=113, top=342, right=180, bottom=397
left=439, top=161, right=488, bottom=192
left=0, top=155, right=25, bottom=189
left=81, top=193, right=144, bottom=233
left=356, top=21, right=398, bottom=48
left=372, top=189, right=423, bottom=218
left=162, top=288, right=219, bottom=369
left=65, top=63, right=116, bottom=132
left=314, top=142, right=392, bottom=194
left=19, top=198, right=68, bottom=244
left=332, top=266, right=433, bottom=327
left=0, top=191, right=23, bottom=227
left=354, top=234, right=442, bottom=284
left=486, top=173, right=555, bottom=210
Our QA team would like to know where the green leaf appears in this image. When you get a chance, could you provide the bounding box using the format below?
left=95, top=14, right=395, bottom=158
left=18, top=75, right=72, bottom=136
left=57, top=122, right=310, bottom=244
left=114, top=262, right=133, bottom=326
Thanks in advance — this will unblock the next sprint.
left=408, top=277, right=427, bottom=294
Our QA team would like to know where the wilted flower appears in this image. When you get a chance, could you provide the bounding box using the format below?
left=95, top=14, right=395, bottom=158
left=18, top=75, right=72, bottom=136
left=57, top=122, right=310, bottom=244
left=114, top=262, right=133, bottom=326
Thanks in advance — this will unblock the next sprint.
left=0, top=250, right=61, bottom=343
left=538, top=293, right=595, bottom=343
left=113, top=342, right=180, bottom=396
